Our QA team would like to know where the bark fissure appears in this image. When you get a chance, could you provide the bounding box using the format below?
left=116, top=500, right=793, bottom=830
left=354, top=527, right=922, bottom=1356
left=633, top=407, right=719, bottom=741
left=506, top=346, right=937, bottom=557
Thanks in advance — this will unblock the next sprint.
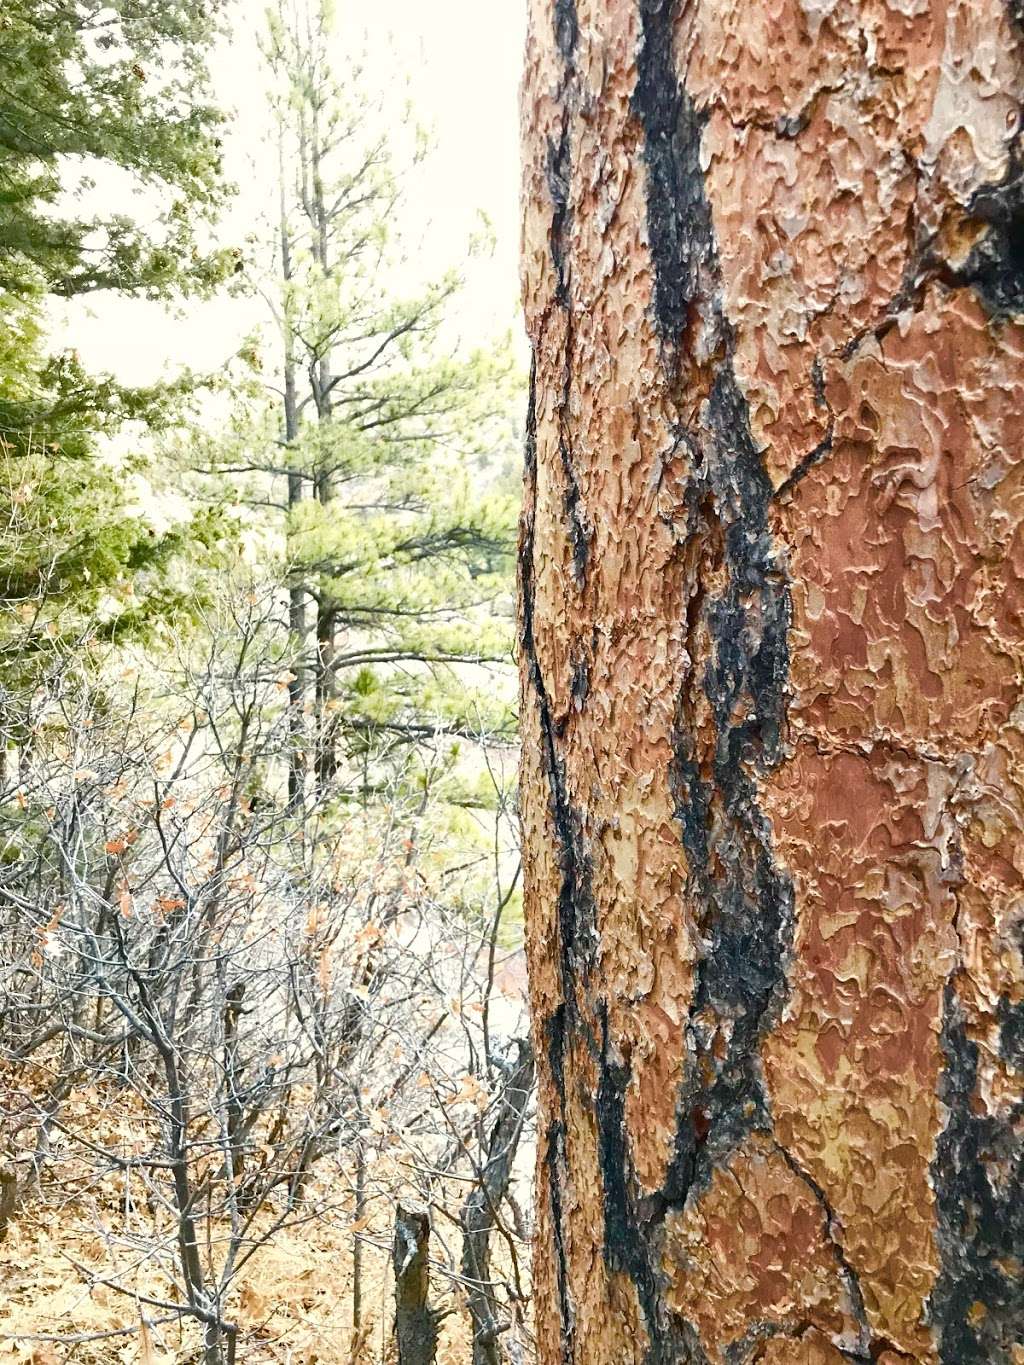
left=542, top=1118, right=574, bottom=1362
left=522, top=367, right=594, bottom=1359
left=593, top=1004, right=671, bottom=1354
left=770, top=1141, right=875, bottom=1361
left=545, top=27, right=590, bottom=590
left=521, top=7, right=601, bottom=1326
left=634, top=0, right=793, bottom=1221
left=522, top=378, right=598, bottom=1014
left=772, top=419, right=835, bottom=502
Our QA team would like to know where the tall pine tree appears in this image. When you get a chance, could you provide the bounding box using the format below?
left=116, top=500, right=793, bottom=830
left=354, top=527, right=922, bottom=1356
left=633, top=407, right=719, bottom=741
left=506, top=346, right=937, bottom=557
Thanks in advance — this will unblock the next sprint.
left=193, top=0, right=518, bottom=805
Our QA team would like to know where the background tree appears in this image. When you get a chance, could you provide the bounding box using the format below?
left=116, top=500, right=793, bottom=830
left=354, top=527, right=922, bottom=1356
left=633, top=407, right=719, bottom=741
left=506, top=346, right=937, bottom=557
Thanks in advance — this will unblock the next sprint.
left=0, top=0, right=228, bottom=298
left=0, top=0, right=234, bottom=707
left=189, top=0, right=519, bottom=808
left=520, top=2, right=1024, bottom=1363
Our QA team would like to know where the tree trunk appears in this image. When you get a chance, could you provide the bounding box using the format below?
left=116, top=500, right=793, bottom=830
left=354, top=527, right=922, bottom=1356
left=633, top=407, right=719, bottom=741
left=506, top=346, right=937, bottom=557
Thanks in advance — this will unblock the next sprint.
left=352, top=1139, right=367, bottom=1333
left=280, top=131, right=307, bottom=811
left=460, top=1039, right=535, bottom=1365
left=0, top=1169, right=17, bottom=1244
left=309, top=95, right=339, bottom=793
left=393, top=1203, right=439, bottom=1365
left=519, top=4, right=1024, bottom=1364
left=314, top=595, right=338, bottom=788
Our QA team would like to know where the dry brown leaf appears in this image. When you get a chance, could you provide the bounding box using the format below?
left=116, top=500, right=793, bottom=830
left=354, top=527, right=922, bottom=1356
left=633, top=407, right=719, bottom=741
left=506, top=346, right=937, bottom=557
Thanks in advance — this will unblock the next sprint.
left=239, top=1283, right=268, bottom=1320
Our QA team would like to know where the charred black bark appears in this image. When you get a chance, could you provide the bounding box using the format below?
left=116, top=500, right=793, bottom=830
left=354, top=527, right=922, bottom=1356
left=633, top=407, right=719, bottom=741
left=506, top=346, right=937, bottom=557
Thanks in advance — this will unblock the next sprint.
left=522, top=353, right=593, bottom=1364
left=928, top=987, right=1024, bottom=1364
left=660, top=363, right=793, bottom=1213
left=633, top=0, right=719, bottom=355
left=553, top=0, right=579, bottom=61
left=638, top=0, right=790, bottom=1243
left=544, top=9, right=590, bottom=588
left=962, top=161, right=1024, bottom=320
left=594, top=1005, right=684, bottom=1364
left=521, top=368, right=599, bottom=1010
left=543, top=1112, right=575, bottom=1361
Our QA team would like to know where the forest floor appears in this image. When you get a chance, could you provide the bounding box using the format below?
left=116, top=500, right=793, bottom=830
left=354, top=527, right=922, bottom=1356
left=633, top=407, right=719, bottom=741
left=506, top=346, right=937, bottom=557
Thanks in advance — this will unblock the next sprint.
left=0, top=1186, right=493, bottom=1364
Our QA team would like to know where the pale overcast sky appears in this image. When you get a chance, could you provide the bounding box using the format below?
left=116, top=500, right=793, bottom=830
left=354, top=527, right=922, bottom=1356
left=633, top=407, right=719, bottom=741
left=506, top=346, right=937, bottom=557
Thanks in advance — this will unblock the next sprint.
left=62, top=0, right=527, bottom=386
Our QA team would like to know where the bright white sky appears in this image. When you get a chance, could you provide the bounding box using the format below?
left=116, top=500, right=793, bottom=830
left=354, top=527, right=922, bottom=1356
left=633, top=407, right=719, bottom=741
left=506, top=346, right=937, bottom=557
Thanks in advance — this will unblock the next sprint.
left=63, top=0, right=528, bottom=386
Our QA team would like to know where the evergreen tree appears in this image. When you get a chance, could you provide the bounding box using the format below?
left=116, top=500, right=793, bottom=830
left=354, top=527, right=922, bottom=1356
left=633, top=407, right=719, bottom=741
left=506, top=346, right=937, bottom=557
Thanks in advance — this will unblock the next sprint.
left=0, top=0, right=229, bottom=298
left=194, top=0, right=518, bottom=804
left=0, top=0, right=234, bottom=690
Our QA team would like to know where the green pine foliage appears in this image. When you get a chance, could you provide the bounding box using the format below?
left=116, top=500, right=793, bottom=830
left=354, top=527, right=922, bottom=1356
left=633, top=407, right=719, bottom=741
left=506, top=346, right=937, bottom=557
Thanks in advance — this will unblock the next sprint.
left=0, top=0, right=231, bottom=298
left=0, top=0, right=234, bottom=684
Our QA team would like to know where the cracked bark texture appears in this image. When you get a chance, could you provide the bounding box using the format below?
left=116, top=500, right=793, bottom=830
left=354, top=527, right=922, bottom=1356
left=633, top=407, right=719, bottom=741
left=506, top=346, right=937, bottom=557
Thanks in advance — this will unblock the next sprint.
left=518, top=2, right=1024, bottom=1362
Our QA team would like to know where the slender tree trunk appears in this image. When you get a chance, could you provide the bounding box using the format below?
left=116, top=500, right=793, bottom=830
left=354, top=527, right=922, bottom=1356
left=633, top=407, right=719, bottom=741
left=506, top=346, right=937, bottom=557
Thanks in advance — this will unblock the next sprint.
left=519, top=3, right=1024, bottom=1364
left=223, top=982, right=245, bottom=1186
left=393, top=1204, right=439, bottom=1365
left=460, top=1040, right=535, bottom=1365
left=279, top=129, right=308, bottom=810
left=307, top=87, right=340, bottom=791
left=0, top=1169, right=16, bottom=1244
left=314, top=590, right=337, bottom=789
left=352, top=1139, right=366, bottom=1333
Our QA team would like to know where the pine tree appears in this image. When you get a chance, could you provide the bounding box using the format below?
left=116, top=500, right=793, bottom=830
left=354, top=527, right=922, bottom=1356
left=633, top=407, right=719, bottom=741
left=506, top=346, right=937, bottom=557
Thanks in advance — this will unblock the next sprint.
left=0, top=0, right=233, bottom=690
left=195, top=0, right=519, bottom=805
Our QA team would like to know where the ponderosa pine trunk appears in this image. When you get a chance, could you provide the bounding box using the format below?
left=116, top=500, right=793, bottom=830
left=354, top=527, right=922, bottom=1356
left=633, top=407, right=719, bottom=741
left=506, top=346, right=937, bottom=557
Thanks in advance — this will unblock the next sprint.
left=518, top=3, right=1024, bottom=1363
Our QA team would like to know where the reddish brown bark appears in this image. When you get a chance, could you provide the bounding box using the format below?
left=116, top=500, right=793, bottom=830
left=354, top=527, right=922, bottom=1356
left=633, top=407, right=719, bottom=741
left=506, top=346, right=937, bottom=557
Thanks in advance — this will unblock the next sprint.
left=518, top=3, right=1024, bottom=1362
